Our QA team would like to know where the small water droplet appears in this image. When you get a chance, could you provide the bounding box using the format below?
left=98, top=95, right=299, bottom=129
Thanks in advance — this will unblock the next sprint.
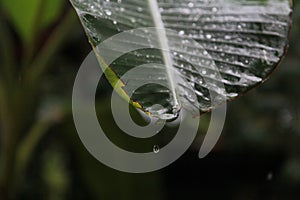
left=206, top=34, right=212, bottom=39
left=153, top=145, right=160, bottom=153
left=224, top=35, right=231, bottom=40
left=212, top=7, right=218, bottom=12
left=188, top=2, right=194, bottom=8
left=267, top=172, right=273, bottom=181
left=130, top=18, right=136, bottom=23
left=179, top=30, right=185, bottom=36
left=137, top=7, right=143, bottom=12
left=105, top=10, right=112, bottom=16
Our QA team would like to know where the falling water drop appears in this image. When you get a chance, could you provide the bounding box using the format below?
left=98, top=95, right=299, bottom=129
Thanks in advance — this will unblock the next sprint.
left=153, top=145, right=160, bottom=153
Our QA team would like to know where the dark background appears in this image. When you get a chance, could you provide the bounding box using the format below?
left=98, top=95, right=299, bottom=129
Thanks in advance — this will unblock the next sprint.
left=0, top=0, right=300, bottom=199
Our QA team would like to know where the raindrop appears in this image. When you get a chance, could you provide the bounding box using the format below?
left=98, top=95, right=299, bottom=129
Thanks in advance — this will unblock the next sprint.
left=267, top=172, right=273, bottom=181
left=224, top=35, right=231, bottom=40
left=137, top=7, right=143, bottom=12
left=188, top=2, right=194, bottom=8
left=179, top=30, right=185, bottom=36
left=212, top=7, right=218, bottom=12
left=206, top=34, right=212, bottom=39
left=153, top=145, right=160, bottom=153
left=105, top=10, right=112, bottom=16
left=130, top=18, right=136, bottom=23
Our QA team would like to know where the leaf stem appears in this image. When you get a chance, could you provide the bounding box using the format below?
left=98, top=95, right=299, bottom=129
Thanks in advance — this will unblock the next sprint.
left=14, top=120, right=53, bottom=186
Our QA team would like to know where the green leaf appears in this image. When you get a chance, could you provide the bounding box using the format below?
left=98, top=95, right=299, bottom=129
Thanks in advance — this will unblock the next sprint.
left=1, top=0, right=40, bottom=42
left=1, top=0, right=64, bottom=43
left=40, top=0, right=65, bottom=29
left=70, top=0, right=292, bottom=119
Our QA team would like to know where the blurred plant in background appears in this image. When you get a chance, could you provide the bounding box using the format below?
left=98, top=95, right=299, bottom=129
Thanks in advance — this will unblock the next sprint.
left=0, top=1, right=76, bottom=199
left=0, top=0, right=299, bottom=200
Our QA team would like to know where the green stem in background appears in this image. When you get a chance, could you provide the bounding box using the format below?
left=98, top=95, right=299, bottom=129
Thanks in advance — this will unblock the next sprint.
left=0, top=82, right=18, bottom=200
left=21, top=0, right=47, bottom=70
left=14, top=113, right=62, bottom=188
left=13, top=9, right=76, bottom=195
left=0, top=17, right=17, bottom=200
left=26, top=9, right=77, bottom=84
left=0, top=8, right=77, bottom=200
left=0, top=20, right=17, bottom=200
left=0, top=20, right=16, bottom=89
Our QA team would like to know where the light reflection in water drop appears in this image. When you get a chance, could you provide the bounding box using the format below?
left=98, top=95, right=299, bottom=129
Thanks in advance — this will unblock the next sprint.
left=153, top=145, right=160, bottom=153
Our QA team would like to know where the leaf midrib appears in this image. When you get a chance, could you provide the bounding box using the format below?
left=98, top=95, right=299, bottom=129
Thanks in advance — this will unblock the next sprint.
left=148, top=0, right=180, bottom=111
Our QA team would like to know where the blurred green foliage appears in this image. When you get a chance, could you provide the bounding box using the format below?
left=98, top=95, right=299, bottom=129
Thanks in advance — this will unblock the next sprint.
left=1, top=0, right=64, bottom=43
left=0, top=0, right=299, bottom=200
